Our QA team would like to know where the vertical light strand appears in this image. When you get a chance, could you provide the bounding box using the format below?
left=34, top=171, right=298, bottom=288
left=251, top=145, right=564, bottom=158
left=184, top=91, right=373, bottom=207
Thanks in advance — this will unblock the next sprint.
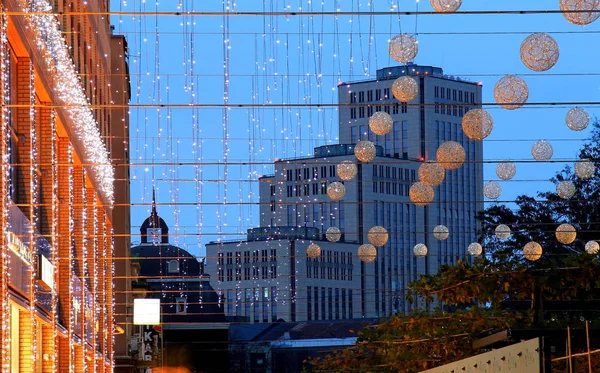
left=92, top=194, right=99, bottom=372
left=50, top=109, right=59, bottom=373
left=29, top=59, right=39, bottom=373
left=67, top=143, right=75, bottom=373
left=109, top=225, right=115, bottom=373
left=80, top=170, right=88, bottom=373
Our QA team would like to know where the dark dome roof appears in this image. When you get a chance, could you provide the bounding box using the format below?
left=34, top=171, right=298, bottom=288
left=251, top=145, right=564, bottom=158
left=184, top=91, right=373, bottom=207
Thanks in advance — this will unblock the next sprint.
left=131, top=244, right=201, bottom=277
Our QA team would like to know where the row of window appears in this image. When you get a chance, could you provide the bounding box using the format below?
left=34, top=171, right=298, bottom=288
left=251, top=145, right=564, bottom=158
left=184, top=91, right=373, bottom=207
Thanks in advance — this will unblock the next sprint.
left=285, top=181, right=342, bottom=198
left=433, top=86, right=476, bottom=103
left=373, top=181, right=412, bottom=196
left=224, top=287, right=279, bottom=323
left=350, top=102, right=408, bottom=119
left=218, top=264, right=278, bottom=282
left=285, top=165, right=336, bottom=182
left=350, top=88, right=390, bottom=103
left=373, top=165, right=416, bottom=181
left=307, top=250, right=353, bottom=264
left=307, top=264, right=353, bottom=281
left=434, top=103, right=471, bottom=117
left=217, top=249, right=277, bottom=266
left=351, top=120, right=408, bottom=157
left=307, top=286, right=353, bottom=321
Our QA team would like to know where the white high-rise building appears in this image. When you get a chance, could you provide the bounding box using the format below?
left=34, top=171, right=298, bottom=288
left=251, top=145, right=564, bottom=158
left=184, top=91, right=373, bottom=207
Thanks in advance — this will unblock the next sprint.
left=206, top=64, right=484, bottom=322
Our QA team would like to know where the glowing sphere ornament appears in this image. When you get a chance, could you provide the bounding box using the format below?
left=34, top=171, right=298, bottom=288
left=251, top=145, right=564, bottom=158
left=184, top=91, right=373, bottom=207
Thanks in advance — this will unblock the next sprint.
left=462, top=108, right=494, bottom=140
left=520, top=33, right=559, bottom=72
left=484, top=181, right=502, bottom=200
left=557, top=180, right=576, bottom=199
left=326, top=227, right=342, bottom=243
left=414, top=243, right=428, bottom=257
left=306, top=243, right=322, bottom=259
left=531, top=140, right=553, bottom=161
left=430, top=0, right=462, bottom=12
left=496, top=161, right=516, bottom=180
left=523, top=242, right=543, bottom=261
left=418, top=161, right=445, bottom=187
left=495, top=224, right=512, bottom=240
left=560, top=0, right=600, bottom=25
left=409, top=182, right=435, bottom=207
left=368, top=226, right=389, bottom=247
left=358, top=244, right=377, bottom=263
left=369, top=111, right=393, bottom=136
left=585, top=241, right=600, bottom=255
left=337, top=161, right=358, bottom=181
left=575, top=159, right=595, bottom=179
left=388, top=34, right=418, bottom=63
left=566, top=107, right=590, bottom=131
left=494, top=75, right=529, bottom=110
left=468, top=242, right=483, bottom=257
left=556, top=223, right=577, bottom=244
left=392, top=76, right=419, bottom=102
left=354, top=140, right=377, bottom=163
left=436, top=141, right=466, bottom=170
left=433, top=225, right=450, bottom=240
left=327, top=182, right=346, bottom=201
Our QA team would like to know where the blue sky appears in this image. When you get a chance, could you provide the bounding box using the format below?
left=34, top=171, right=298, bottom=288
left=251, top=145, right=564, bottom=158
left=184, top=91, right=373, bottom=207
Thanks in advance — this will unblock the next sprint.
left=109, top=0, right=599, bottom=257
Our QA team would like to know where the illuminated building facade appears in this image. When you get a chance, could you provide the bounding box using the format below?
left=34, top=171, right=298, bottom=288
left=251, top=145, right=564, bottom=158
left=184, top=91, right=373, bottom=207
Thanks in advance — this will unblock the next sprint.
left=0, top=1, right=129, bottom=372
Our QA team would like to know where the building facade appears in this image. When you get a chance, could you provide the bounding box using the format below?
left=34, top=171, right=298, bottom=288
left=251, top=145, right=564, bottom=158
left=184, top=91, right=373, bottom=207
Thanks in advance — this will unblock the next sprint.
left=0, top=1, right=129, bottom=372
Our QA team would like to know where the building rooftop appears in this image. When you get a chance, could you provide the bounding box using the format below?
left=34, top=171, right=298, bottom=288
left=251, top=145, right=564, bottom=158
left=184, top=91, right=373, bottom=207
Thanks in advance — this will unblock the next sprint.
left=340, top=63, right=479, bottom=85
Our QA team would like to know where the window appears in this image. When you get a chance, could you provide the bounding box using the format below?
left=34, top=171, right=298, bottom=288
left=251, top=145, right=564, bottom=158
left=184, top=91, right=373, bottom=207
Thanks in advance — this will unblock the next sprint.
left=270, top=185, right=276, bottom=196
left=401, top=102, right=408, bottom=113
left=286, top=185, right=292, bottom=197
left=441, top=87, right=445, bottom=99
left=175, top=297, right=187, bottom=313
left=167, top=260, right=179, bottom=274
left=383, top=88, right=390, bottom=99
left=359, top=107, right=365, bottom=118
left=350, top=92, right=357, bottom=103
left=392, top=103, right=399, bottom=114
left=375, top=89, right=381, bottom=100
left=350, top=108, right=356, bottom=119
left=367, top=105, right=373, bottom=117
left=384, top=105, right=390, bottom=114
left=303, top=167, right=309, bottom=179
left=358, top=91, right=365, bottom=102
left=367, top=90, right=373, bottom=101
left=434, top=86, right=439, bottom=98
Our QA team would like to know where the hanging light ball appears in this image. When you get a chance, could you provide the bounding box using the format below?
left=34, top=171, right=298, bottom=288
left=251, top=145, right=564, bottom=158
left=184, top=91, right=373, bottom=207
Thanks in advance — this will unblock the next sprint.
left=494, top=75, right=529, bottom=110
left=531, top=140, right=554, bottom=161
left=523, top=241, right=543, bottom=261
left=575, top=159, right=595, bottom=179
left=461, top=108, right=494, bottom=140
left=326, top=227, right=342, bottom=243
left=468, top=242, right=483, bottom=257
left=433, top=225, right=450, bottom=241
left=413, top=243, right=428, bottom=257
left=369, top=111, right=393, bottom=136
left=585, top=241, right=600, bottom=255
left=556, top=180, right=576, bottom=199
left=327, top=181, right=346, bottom=201
left=565, top=107, right=590, bottom=131
left=392, top=76, right=419, bottom=102
left=418, top=161, right=446, bottom=187
left=483, top=181, right=502, bottom=200
left=430, top=0, right=462, bottom=12
left=306, top=243, right=322, bottom=259
left=520, top=33, right=560, bottom=72
left=496, top=161, right=517, bottom=180
left=556, top=223, right=577, bottom=244
left=560, top=0, right=600, bottom=25
left=358, top=244, right=377, bottom=263
left=337, top=161, right=358, bottom=181
left=495, top=224, right=512, bottom=240
left=354, top=140, right=377, bottom=163
left=368, top=226, right=389, bottom=247
left=409, top=182, right=435, bottom=207
left=388, top=34, right=418, bottom=63
left=436, top=141, right=466, bottom=170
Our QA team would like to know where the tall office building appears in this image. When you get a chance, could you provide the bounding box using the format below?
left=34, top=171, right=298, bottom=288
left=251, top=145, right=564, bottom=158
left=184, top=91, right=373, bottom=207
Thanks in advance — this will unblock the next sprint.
left=0, top=1, right=129, bottom=372
left=208, top=64, right=483, bottom=321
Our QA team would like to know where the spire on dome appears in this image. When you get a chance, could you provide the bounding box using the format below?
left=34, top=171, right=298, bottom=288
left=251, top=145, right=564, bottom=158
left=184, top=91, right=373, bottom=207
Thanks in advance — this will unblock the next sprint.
left=151, top=188, right=158, bottom=228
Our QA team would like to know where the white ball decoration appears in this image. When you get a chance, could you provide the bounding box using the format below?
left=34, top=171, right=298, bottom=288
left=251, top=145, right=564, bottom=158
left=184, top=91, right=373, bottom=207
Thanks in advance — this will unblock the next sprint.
left=560, top=0, right=600, bottom=25
left=494, top=75, right=529, bottom=110
left=409, top=182, right=435, bottom=207
left=430, top=0, right=462, bottom=12
left=392, top=76, right=419, bottom=103
left=418, top=161, right=446, bottom=187
left=306, top=243, right=322, bottom=259
left=483, top=181, right=502, bottom=200
left=556, top=180, right=576, bottom=199
left=327, top=181, right=346, bottom=201
left=433, top=225, right=450, bottom=241
left=462, top=108, right=494, bottom=140
left=337, top=161, right=358, bottom=181
left=369, top=111, right=393, bottom=136
left=368, top=226, right=389, bottom=247
left=496, top=161, right=516, bottom=181
left=354, top=140, right=377, bottom=163
left=531, top=140, right=553, bottom=161
left=566, top=107, right=590, bottom=131
left=495, top=224, right=511, bottom=240
left=413, top=243, right=428, bottom=257
left=436, top=141, right=466, bottom=170
left=523, top=241, right=543, bottom=261
left=556, top=223, right=577, bottom=244
left=358, top=244, right=377, bottom=263
left=326, top=227, right=342, bottom=243
left=388, top=34, right=418, bottom=63
left=585, top=241, right=600, bottom=255
left=575, top=159, right=595, bottom=179
left=520, top=33, right=559, bottom=72
left=467, top=242, right=483, bottom=257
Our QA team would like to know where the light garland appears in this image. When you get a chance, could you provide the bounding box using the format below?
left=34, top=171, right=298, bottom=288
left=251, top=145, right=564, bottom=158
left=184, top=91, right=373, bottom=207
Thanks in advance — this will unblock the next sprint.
left=50, top=109, right=59, bottom=373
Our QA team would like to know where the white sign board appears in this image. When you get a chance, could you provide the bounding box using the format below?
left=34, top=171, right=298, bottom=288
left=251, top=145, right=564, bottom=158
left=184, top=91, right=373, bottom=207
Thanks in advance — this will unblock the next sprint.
left=133, top=298, right=161, bottom=325
left=38, top=254, right=54, bottom=290
left=420, top=338, right=540, bottom=373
